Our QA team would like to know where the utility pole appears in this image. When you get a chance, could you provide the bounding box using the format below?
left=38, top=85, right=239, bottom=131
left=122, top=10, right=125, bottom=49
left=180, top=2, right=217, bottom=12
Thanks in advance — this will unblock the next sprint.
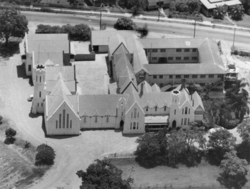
left=99, top=3, right=102, bottom=30
left=193, top=20, right=196, bottom=38
left=232, top=26, right=237, bottom=51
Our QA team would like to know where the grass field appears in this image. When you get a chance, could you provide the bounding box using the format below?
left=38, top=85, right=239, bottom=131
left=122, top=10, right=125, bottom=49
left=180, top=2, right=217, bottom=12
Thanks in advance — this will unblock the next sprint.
left=0, top=119, right=48, bottom=189
left=110, top=157, right=250, bottom=189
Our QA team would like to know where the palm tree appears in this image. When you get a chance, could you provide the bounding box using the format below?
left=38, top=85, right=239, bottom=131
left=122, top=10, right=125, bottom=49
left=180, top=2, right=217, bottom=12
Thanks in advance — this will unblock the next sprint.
left=213, top=5, right=226, bottom=20
left=228, top=5, right=245, bottom=21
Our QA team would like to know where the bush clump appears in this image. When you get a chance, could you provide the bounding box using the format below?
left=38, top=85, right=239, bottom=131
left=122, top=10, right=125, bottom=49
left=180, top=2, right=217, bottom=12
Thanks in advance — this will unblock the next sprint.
left=36, top=24, right=91, bottom=41
left=35, top=144, right=55, bottom=166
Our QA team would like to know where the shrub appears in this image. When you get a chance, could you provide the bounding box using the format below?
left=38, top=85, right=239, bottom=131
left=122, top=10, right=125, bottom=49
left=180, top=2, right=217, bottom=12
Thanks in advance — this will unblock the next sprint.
left=114, top=17, right=135, bottom=30
left=213, top=6, right=227, bottom=19
left=228, top=5, right=245, bottom=21
left=4, top=128, right=17, bottom=144
left=136, top=24, right=148, bottom=38
left=35, top=144, right=55, bottom=166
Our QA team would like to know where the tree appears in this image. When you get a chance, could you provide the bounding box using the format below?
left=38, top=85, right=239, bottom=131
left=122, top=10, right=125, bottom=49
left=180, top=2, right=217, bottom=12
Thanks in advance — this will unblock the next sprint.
left=136, top=24, right=148, bottom=38
left=218, top=150, right=248, bottom=189
left=5, top=128, right=16, bottom=139
left=237, top=118, right=250, bottom=141
left=114, top=17, right=135, bottom=30
left=213, top=5, right=227, bottom=19
left=207, top=129, right=236, bottom=165
left=171, top=0, right=201, bottom=13
left=4, top=128, right=17, bottom=144
left=127, top=0, right=148, bottom=16
left=67, top=0, right=84, bottom=6
left=0, top=115, right=3, bottom=124
left=0, top=7, right=28, bottom=46
left=76, top=159, right=133, bottom=189
left=228, top=5, right=245, bottom=21
left=240, top=0, right=250, bottom=14
left=35, top=144, right=55, bottom=166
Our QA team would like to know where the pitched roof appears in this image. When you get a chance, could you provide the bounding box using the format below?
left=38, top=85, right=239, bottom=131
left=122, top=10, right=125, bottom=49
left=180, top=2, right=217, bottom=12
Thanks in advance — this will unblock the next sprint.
left=109, top=34, right=127, bottom=55
left=113, top=43, right=129, bottom=55
left=45, top=66, right=75, bottom=81
left=79, top=94, right=129, bottom=116
left=49, top=74, right=72, bottom=95
left=45, top=81, right=76, bottom=93
left=138, top=81, right=153, bottom=94
left=34, top=51, right=63, bottom=66
left=152, top=83, right=161, bottom=92
left=191, top=91, right=205, bottom=111
left=140, top=92, right=172, bottom=108
left=199, top=0, right=241, bottom=9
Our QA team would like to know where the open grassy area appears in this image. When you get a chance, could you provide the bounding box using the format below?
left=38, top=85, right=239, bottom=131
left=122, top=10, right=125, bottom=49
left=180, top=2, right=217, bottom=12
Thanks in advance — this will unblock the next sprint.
left=110, top=157, right=250, bottom=189
left=0, top=119, right=48, bottom=189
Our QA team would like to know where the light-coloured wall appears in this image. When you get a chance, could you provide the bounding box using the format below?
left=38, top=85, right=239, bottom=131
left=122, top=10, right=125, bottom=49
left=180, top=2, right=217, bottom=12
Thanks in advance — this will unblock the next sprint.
left=143, top=106, right=170, bottom=116
left=146, top=48, right=199, bottom=64
left=25, top=53, right=33, bottom=76
left=123, top=103, right=145, bottom=134
left=46, top=102, right=80, bottom=135
left=80, top=116, right=120, bottom=129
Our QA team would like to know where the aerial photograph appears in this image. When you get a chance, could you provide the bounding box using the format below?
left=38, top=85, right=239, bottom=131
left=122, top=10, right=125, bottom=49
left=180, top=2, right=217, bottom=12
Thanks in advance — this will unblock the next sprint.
left=0, top=0, right=250, bottom=188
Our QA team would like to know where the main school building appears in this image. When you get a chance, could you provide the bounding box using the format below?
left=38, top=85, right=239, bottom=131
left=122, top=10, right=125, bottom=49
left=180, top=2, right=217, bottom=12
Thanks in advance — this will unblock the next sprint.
left=22, top=30, right=226, bottom=136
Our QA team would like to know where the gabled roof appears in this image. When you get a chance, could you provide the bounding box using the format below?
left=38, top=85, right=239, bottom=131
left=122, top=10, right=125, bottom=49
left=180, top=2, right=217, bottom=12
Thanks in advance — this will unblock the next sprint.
left=49, top=73, right=72, bottom=95
left=109, top=34, right=127, bottom=55
left=79, top=94, right=129, bottom=117
left=34, top=51, right=63, bottom=66
left=152, top=83, right=161, bottom=92
left=45, top=81, right=76, bottom=93
left=140, top=92, right=172, bottom=108
left=45, top=66, right=75, bottom=81
left=191, top=91, right=205, bottom=111
left=112, top=42, right=129, bottom=55
left=138, top=81, right=153, bottom=94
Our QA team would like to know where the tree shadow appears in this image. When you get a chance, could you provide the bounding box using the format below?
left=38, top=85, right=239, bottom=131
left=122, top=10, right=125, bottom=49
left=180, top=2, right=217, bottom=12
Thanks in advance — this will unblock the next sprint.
left=4, top=137, right=16, bottom=144
left=217, top=172, right=248, bottom=189
left=0, top=41, right=20, bottom=58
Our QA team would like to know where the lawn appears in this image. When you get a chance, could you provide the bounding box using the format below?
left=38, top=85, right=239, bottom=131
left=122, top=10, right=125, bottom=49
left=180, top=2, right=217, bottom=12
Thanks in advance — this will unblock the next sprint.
left=110, top=157, right=250, bottom=189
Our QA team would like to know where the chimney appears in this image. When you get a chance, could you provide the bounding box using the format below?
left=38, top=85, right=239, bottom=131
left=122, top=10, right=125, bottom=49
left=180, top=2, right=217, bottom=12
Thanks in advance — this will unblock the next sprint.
left=140, top=81, right=144, bottom=98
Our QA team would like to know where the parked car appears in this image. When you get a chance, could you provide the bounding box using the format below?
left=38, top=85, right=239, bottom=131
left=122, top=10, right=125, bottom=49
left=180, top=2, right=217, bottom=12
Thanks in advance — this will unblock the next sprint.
left=27, top=94, right=33, bottom=102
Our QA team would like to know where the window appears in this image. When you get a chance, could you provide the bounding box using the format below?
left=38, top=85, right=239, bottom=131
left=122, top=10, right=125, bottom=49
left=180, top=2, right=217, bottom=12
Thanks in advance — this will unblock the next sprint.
left=209, top=75, right=214, bottom=78
left=63, top=110, right=65, bottom=128
left=174, top=109, right=176, bottom=115
left=176, top=49, right=182, bottom=52
left=176, top=57, right=181, bottom=60
left=134, top=108, right=137, bottom=118
left=192, top=57, right=198, bottom=60
left=137, top=122, right=139, bottom=129
left=146, top=106, right=148, bottom=112
left=168, top=57, right=173, bottom=60
left=176, top=75, right=181, bottom=79
left=184, top=49, right=190, bottom=52
left=192, top=48, right=197, bottom=52
left=95, top=116, right=98, bottom=123
left=36, top=75, right=38, bottom=82
left=70, top=120, right=72, bottom=128
left=41, top=103, right=43, bottom=107
left=159, top=75, right=163, bottom=79
left=56, top=121, right=58, bottom=129
left=152, top=49, right=157, bottom=52
left=153, top=75, right=157, bottom=79
left=67, top=114, right=69, bottom=128
left=28, top=65, right=31, bottom=71
left=40, top=76, right=41, bottom=83
left=192, top=75, right=197, bottom=78
left=84, top=116, right=86, bottom=123
left=37, top=103, right=39, bottom=107
left=188, top=118, right=190, bottom=125
left=184, top=75, right=189, bottom=78
left=182, top=109, right=184, bottom=114
left=131, top=112, right=133, bottom=118
left=200, top=75, right=206, bottom=78
left=218, top=74, right=223, bottom=78
left=184, top=118, right=187, bottom=125
left=59, top=114, right=61, bottom=128
left=39, top=91, right=41, bottom=98
left=185, top=107, right=187, bottom=114
left=169, top=75, right=173, bottom=79
left=152, top=57, right=157, bottom=60
left=155, top=106, right=157, bottom=111
left=137, top=112, right=139, bottom=118
left=181, top=118, right=183, bottom=125
left=133, top=122, right=136, bottom=129
left=184, top=57, right=189, bottom=60
left=188, top=108, right=190, bottom=114
left=130, top=123, right=132, bottom=129
left=160, top=49, right=166, bottom=52
left=164, top=106, right=166, bottom=111
left=106, top=115, right=109, bottom=122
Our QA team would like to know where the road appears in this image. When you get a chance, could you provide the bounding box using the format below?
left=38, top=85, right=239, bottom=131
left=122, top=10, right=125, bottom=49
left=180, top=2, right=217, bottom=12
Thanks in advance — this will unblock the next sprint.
left=22, top=11, right=250, bottom=45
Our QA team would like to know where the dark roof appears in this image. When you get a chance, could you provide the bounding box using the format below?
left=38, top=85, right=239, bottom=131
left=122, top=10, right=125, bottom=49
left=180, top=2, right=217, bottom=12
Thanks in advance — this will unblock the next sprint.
left=79, top=94, right=129, bottom=116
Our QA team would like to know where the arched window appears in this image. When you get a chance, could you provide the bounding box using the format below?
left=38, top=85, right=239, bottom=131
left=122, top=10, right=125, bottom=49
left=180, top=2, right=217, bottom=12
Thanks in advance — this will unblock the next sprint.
left=106, top=115, right=109, bottom=122
left=155, top=106, right=157, bottom=111
left=185, top=107, right=187, bottom=114
left=70, top=120, right=72, bottom=128
left=130, top=122, right=132, bottom=129
left=146, top=106, right=148, bottom=112
left=84, top=116, right=86, bottom=123
left=182, top=109, right=184, bottom=114
left=164, top=106, right=167, bottom=111
left=134, top=108, right=137, bottom=118
left=174, top=109, right=176, bottom=115
left=133, top=122, right=136, bottom=129
left=56, top=120, right=58, bottom=129
left=63, top=110, right=65, bottom=128
left=188, top=108, right=190, bottom=114
left=40, top=76, right=41, bottom=83
left=137, top=122, right=139, bottom=129
left=67, top=114, right=69, bottom=128
left=59, top=114, right=61, bottom=128
left=181, top=118, right=183, bottom=125
left=137, top=112, right=139, bottom=118
left=95, top=116, right=98, bottom=123
left=39, top=91, right=41, bottom=98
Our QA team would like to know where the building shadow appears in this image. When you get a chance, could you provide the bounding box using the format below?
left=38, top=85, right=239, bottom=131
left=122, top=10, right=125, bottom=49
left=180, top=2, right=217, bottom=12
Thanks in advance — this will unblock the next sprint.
left=0, top=41, right=20, bottom=58
left=29, top=111, right=42, bottom=119
left=16, top=63, right=33, bottom=86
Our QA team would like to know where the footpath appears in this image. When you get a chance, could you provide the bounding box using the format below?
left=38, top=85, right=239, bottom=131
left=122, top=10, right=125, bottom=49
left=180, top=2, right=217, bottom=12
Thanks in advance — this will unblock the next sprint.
left=19, top=5, right=250, bottom=33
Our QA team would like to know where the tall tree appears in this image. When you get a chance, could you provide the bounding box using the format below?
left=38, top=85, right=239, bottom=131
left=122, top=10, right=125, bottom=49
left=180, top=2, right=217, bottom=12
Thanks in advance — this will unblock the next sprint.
left=228, top=4, right=245, bottom=21
left=126, top=0, right=148, bottom=16
left=76, top=159, right=133, bottom=189
left=207, top=129, right=236, bottom=165
left=213, top=5, right=227, bottom=19
left=219, top=150, right=248, bottom=189
left=0, top=7, right=28, bottom=46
